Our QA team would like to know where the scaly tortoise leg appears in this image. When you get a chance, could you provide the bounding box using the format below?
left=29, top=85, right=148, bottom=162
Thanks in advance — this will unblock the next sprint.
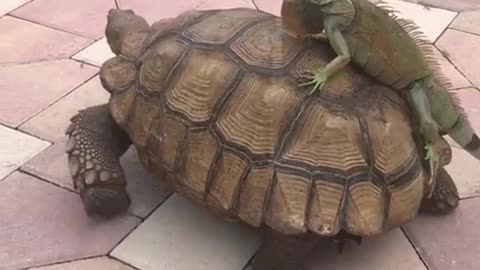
left=65, top=104, right=132, bottom=218
left=299, top=19, right=351, bottom=94
left=420, top=167, right=459, bottom=214
left=408, top=82, right=442, bottom=198
left=247, top=228, right=319, bottom=270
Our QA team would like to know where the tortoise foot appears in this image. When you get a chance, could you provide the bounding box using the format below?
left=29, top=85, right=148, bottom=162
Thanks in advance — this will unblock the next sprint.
left=420, top=167, right=459, bottom=215
left=66, top=104, right=132, bottom=218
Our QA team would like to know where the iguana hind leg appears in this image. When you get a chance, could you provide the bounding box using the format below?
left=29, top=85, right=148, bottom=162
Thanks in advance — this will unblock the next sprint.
left=65, top=104, right=132, bottom=218
left=409, top=82, right=441, bottom=198
left=299, top=20, right=351, bottom=95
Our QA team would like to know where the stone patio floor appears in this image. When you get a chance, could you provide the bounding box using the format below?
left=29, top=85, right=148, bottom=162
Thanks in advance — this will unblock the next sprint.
left=1, top=0, right=480, bottom=269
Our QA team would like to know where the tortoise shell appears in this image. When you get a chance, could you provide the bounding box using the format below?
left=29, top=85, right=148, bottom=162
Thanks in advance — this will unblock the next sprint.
left=100, top=8, right=428, bottom=237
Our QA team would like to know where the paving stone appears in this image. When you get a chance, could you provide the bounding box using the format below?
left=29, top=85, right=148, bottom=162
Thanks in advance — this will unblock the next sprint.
left=432, top=47, right=471, bottom=89
left=436, top=29, right=480, bottom=87
left=0, top=0, right=30, bottom=17
left=0, top=125, right=50, bottom=180
left=72, top=37, right=115, bottom=67
left=111, top=194, right=261, bottom=270
left=252, top=0, right=282, bottom=15
left=11, top=0, right=115, bottom=39
left=0, top=172, right=140, bottom=270
left=196, top=0, right=256, bottom=10
left=305, top=229, right=426, bottom=270
left=404, top=197, right=480, bottom=270
left=22, top=141, right=172, bottom=219
left=0, top=60, right=98, bottom=128
left=451, top=10, right=480, bottom=36
left=402, top=0, right=480, bottom=12
left=455, top=88, right=480, bottom=129
left=443, top=147, right=480, bottom=199
left=117, top=0, right=205, bottom=24
left=0, top=16, right=92, bottom=64
left=19, top=76, right=109, bottom=142
left=28, top=256, right=135, bottom=270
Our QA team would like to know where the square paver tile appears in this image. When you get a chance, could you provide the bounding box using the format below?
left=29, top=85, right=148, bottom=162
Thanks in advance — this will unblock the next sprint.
left=0, top=172, right=140, bottom=270
left=0, top=59, right=98, bottom=128
left=402, top=0, right=480, bottom=12
left=372, top=0, right=457, bottom=42
left=72, top=37, right=115, bottom=67
left=404, top=197, right=480, bottom=270
left=20, top=76, right=109, bottom=142
left=111, top=194, right=261, bottom=270
left=451, top=10, right=480, bottom=36
left=305, top=229, right=426, bottom=270
left=443, top=147, right=480, bottom=199
left=22, top=141, right=172, bottom=219
left=433, top=47, right=471, bottom=89
left=0, top=125, right=50, bottom=180
left=117, top=0, right=205, bottom=24
left=0, top=0, right=30, bottom=17
left=196, top=0, right=256, bottom=10
left=11, top=0, right=115, bottom=39
left=0, top=16, right=92, bottom=64
left=29, top=256, right=135, bottom=270
left=436, top=29, right=480, bottom=87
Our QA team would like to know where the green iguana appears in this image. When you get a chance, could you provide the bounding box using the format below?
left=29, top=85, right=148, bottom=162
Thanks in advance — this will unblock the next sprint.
left=280, top=0, right=480, bottom=197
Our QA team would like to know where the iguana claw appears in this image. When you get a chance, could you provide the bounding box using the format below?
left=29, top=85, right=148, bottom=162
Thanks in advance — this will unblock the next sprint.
left=298, top=69, right=329, bottom=94
left=425, top=143, right=439, bottom=198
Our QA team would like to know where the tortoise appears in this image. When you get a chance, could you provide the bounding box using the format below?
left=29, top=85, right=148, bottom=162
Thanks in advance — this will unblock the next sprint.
left=65, top=7, right=460, bottom=270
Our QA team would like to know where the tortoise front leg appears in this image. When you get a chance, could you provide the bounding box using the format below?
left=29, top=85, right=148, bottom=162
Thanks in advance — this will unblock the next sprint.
left=65, top=104, right=132, bottom=218
left=248, top=228, right=319, bottom=270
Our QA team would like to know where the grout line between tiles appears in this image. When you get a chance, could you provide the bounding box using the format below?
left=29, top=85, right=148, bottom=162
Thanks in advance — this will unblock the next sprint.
left=251, top=0, right=260, bottom=10
left=400, top=227, right=431, bottom=270
left=18, top=168, right=79, bottom=194
left=15, top=72, right=100, bottom=129
left=6, top=14, right=96, bottom=40
left=108, top=255, right=142, bottom=270
left=107, top=192, right=175, bottom=255
left=0, top=0, right=35, bottom=20
left=20, top=255, right=105, bottom=270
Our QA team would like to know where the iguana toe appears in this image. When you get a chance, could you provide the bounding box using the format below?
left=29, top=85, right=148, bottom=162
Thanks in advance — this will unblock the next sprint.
left=298, top=69, right=329, bottom=94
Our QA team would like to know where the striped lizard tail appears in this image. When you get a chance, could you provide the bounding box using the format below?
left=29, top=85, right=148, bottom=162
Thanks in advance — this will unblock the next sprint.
left=428, top=84, right=480, bottom=160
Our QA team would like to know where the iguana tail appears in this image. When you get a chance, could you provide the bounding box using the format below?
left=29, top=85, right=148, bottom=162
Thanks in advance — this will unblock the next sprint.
left=428, top=82, right=480, bottom=159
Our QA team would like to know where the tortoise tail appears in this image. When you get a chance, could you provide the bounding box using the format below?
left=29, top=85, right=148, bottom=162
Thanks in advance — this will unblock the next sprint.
left=427, top=82, right=480, bottom=160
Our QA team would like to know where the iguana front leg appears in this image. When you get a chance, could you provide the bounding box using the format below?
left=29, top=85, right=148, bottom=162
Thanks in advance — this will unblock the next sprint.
left=300, top=19, right=351, bottom=94
left=409, top=83, right=441, bottom=198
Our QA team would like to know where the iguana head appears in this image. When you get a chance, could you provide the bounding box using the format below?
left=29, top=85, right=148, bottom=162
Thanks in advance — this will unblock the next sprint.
left=281, top=0, right=354, bottom=39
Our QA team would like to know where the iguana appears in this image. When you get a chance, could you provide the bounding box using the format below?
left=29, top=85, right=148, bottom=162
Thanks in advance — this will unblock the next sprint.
left=280, top=0, right=480, bottom=197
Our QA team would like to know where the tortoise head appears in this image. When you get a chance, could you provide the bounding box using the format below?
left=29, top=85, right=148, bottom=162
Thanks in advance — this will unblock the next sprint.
left=105, top=8, right=149, bottom=55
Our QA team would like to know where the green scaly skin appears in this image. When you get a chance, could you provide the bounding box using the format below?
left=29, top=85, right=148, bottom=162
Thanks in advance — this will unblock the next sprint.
left=281, top=0, right=480, bottom=197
